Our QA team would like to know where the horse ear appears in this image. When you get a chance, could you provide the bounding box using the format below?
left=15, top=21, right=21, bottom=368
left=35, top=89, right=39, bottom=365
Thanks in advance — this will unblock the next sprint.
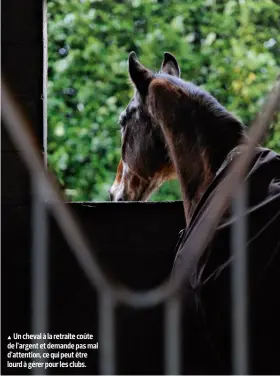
left=128, top=52, right=153, bottom=96
left=161, top=52, right=180, bottom=77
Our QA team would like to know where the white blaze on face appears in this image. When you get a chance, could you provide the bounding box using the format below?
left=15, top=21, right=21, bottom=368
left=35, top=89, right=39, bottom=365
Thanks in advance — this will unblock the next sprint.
left=110, top=160, right=138, bottom=201
left=110, top=160, right=126, bottom=201
left=110, top=160, right=150, bottom=201
left=110, top=159, right=177, bottom=202
left=115, top=161, right=131, bottom=201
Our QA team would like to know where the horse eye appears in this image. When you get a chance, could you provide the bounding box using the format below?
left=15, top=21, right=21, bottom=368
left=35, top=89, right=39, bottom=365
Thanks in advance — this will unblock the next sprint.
left=119, top=114, right=127, bottom=128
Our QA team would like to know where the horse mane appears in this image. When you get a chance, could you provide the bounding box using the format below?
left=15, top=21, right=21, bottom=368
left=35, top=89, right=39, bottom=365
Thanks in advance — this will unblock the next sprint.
left=152, top=72, right=246, bottom=175
left=155, top=72, right=245, bottom=127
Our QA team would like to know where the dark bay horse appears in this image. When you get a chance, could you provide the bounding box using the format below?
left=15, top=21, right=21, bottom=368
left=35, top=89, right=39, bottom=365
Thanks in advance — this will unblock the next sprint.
left=109, top=52, right=245, bottom=222
left=110, top=52, right=280, bottom=374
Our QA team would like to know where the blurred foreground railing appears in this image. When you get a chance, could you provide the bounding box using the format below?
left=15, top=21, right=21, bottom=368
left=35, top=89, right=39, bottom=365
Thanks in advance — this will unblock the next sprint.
left=2, top=75, right=280, bottom=375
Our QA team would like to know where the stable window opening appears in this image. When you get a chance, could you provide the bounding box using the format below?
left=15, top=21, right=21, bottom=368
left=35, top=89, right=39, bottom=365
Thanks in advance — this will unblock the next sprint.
left=47, top=0, right=280, bottom=202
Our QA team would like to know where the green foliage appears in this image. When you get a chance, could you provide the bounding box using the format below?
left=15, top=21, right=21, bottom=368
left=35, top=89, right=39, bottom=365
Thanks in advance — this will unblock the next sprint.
left=48, top=0, right=280, bottom=202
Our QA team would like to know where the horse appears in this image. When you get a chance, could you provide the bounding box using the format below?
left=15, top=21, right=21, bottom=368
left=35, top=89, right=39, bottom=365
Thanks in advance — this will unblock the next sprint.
left=109, top=52, right=245, bottom=222
left=110, top=52, right=280, bottom=374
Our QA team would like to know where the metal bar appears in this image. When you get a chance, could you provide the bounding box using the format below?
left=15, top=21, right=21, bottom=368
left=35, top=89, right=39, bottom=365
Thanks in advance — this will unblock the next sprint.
left=1, top=83, right=110, bottom=293
left=231, top=182, right=248, bottom=374
left=164, top=296, right=181, bottom=375
left=99, top=291, right=116, bottom=375
left=31, top=176, right=48, bottom=375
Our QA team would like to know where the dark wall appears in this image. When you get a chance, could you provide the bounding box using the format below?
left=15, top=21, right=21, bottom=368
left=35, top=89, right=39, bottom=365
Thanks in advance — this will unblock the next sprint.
left=2, top=0, right=43, bottom=203
left=1, top=1, right=185, bottom=374
left=2, top=202, right=185, bottom=375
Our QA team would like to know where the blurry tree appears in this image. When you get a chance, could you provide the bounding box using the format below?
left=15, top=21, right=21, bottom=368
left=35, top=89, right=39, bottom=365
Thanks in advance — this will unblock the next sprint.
left=48, top=0, right=280, bottom=201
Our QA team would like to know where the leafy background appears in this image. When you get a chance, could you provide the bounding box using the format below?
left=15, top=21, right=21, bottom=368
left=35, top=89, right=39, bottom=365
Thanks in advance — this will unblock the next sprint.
left=48, top=0, right=280, bottom=202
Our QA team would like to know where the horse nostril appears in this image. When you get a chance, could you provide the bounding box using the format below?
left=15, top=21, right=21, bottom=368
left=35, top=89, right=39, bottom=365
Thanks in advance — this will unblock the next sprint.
left=109, top=191, right=114, bottom=201
left=117, top=197, right=124, bottom=202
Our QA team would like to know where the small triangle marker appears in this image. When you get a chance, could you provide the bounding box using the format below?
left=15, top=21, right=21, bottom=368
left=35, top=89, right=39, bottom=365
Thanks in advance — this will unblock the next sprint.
left=8, top=336, right=11, bottom=340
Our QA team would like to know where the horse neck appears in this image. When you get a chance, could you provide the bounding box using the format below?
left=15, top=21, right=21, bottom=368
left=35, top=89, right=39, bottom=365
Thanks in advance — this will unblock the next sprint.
left=153, top=99, right=244, bottom=225
left=162, top=125, right=214, bottom=224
